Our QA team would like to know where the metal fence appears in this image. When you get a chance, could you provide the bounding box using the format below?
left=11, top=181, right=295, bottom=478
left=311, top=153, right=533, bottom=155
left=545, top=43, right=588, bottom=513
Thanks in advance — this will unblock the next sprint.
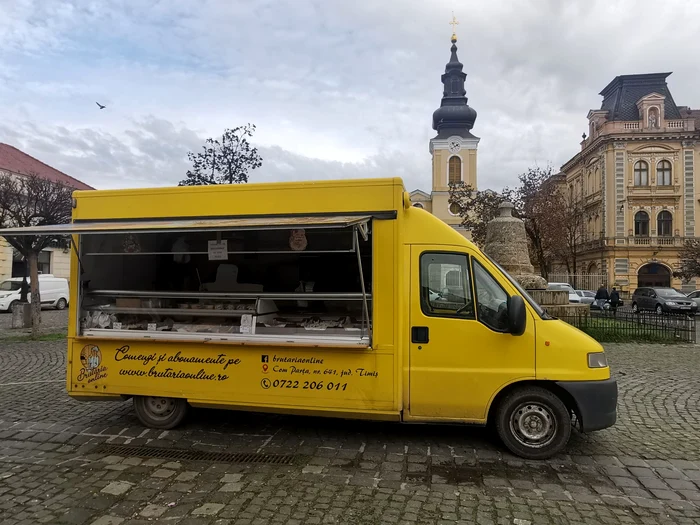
left=556, top=309, right=696, bottom=343
left=548, top=273, right=607, bottom=291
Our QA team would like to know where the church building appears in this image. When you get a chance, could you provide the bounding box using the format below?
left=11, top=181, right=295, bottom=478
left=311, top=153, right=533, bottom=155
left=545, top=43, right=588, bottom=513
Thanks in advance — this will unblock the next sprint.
left=410, top=28, right=478, bottom=238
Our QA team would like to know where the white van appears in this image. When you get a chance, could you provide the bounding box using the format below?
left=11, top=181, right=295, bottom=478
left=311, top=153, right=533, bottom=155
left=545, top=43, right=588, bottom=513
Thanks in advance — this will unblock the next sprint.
left=0, top=275, right=69, bottom=312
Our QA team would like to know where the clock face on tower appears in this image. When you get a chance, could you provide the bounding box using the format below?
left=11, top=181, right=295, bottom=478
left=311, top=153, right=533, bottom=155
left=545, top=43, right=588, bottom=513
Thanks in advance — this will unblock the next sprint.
left=447, top=137, right=461, bottom=153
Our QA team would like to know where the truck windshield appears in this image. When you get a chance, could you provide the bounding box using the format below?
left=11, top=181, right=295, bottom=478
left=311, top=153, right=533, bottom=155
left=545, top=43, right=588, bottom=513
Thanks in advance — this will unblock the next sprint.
left=481, top=254, right=550, bottom=320
left=0, top=281, right=21, bottom=291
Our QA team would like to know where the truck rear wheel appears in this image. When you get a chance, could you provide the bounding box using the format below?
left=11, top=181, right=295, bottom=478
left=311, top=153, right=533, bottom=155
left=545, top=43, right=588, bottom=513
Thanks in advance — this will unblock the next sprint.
left=494, top=386, right=571, bottom=460
left=133, top=396, right=188, bottom=429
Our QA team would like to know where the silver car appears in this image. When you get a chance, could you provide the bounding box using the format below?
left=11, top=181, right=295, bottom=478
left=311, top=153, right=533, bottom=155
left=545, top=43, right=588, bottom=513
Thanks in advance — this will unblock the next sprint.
left=687, top=290, right=700, bottom=311
left=547, top=282, right=580, bottom=303
left=575, top=290, right=596, bottom=305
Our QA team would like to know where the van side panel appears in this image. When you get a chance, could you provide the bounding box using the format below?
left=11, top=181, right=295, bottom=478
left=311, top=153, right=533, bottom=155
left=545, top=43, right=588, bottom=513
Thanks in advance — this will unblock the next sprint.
left=67, top=182, right=403, bottom=417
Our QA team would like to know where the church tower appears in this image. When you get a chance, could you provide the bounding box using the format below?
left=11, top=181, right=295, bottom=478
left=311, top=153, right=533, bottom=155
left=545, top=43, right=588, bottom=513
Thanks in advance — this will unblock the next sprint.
left=425, top=26, right=479, bottom=235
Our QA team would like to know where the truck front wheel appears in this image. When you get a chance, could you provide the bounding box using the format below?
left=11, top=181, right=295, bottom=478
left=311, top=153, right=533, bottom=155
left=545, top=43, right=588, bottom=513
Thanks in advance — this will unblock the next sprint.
left=494, top=386, right=571, bottom=460
left=133, top=396, right=188, bottom=429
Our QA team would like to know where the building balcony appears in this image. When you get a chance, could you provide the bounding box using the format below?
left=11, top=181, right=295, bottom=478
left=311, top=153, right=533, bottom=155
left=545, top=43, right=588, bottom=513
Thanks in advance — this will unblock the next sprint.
left=628, top=236, right=684, bottom=247
left=627, top=185, right=680, bottom=196
left=575, top=235, right=690, bottom=252
left=580, top=119, right=696, bottom=150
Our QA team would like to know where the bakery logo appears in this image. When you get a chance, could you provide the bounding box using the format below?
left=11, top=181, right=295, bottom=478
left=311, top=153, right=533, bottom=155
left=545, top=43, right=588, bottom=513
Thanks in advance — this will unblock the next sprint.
left=77, top=344, right=108, bottom=383
left=261, top=354, right=269, bottom=373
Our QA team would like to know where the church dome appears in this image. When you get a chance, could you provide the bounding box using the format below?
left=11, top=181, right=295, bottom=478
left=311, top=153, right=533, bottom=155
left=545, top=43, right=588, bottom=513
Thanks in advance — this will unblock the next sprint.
left=432, top=37, right=477, bottom=138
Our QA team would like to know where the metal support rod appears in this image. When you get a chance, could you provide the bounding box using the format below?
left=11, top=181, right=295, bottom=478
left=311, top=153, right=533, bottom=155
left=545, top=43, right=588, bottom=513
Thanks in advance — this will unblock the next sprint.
left=85, top=290, right=371, bottom=300
left=354, top=227, right=371, bottom=343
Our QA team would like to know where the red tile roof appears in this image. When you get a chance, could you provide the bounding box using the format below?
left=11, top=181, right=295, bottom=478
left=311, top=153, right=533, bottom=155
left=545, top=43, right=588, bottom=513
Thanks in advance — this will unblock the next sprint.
left=0, top=143, right=94, bottom=190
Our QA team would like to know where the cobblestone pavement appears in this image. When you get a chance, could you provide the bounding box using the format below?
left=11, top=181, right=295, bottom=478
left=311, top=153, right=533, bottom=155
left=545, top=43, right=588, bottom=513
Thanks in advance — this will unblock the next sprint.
left=0, top=340, right=698, bottom=524
left=0, top=309, right=68, bottom=339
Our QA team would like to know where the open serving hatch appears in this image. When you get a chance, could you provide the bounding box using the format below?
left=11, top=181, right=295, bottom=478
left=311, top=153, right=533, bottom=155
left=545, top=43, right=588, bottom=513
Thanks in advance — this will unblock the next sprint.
left=0, top=214, right=375, bottom=347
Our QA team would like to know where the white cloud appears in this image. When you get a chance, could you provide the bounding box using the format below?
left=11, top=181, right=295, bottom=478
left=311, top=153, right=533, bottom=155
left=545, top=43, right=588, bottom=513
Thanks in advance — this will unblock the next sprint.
left=1, top=0, right=699, bottom=193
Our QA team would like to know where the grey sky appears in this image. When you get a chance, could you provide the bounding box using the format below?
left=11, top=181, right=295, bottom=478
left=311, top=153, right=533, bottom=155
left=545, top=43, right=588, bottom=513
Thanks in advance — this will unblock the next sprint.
left=1, top=0, right=698, bottom=191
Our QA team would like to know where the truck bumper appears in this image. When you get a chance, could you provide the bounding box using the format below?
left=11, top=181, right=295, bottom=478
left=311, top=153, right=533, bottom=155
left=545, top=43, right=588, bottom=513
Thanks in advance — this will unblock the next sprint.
left=556, top=378, right=617, bottom=432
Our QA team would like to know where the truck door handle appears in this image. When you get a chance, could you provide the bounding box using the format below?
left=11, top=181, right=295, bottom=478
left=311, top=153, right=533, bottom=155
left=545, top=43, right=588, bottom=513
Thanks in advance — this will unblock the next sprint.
left=412, top=326, right=429, bottom=344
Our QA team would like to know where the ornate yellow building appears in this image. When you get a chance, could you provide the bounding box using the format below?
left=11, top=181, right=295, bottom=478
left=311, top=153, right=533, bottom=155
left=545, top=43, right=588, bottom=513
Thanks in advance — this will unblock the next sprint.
left=561, top=73, right=700, bottom=292
left=410, top=32, right=477, bottom=238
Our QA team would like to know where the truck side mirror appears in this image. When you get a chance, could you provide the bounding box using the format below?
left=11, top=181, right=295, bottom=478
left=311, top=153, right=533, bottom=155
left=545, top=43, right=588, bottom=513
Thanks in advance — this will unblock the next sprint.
left=508, top=295, right=526, bottom=336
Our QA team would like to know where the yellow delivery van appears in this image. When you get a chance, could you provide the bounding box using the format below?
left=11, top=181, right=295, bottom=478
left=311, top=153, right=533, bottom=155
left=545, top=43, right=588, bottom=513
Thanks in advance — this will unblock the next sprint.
left=0, top=178, right=616, bottom=459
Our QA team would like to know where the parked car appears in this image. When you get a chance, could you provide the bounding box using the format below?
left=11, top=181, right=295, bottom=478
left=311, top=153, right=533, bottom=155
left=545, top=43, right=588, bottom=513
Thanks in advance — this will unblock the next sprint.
left=575, top=290, right=596, bottom=305
left=0, top=275, right=69, bottom=312
left=686, top=290, right=700, bottom=311
left=547, top=282, right=580, bottom=303
left=631, top=287, right=697, bottom=314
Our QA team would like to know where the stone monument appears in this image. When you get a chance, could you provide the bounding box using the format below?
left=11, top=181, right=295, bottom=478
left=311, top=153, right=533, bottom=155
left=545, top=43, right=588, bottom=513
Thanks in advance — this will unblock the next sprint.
left=483, top=202, right=546, bottom=290
left=483, top=201, right=588, bottom=319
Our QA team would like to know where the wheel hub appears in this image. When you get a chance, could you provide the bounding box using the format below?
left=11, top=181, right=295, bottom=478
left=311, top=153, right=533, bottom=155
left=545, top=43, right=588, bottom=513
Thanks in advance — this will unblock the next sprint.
left=145, top=397, right=175, bottom=419
left=510, top=402, right=557, bottom=448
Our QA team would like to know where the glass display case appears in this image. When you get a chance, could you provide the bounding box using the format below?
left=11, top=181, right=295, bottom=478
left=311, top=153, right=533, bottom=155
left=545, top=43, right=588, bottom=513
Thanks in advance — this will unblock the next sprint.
left=77, top=219, right=373, bottom=346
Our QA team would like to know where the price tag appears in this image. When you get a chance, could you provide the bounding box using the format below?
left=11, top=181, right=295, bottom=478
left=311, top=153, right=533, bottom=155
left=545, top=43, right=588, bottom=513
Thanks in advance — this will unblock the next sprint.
left=208, top=240, right=228, bottom=261
left=113, top=322, right=123, bottom=330
left=240, top=314, right=253, bottom=334
left=147, top=323, right=157, bottom=331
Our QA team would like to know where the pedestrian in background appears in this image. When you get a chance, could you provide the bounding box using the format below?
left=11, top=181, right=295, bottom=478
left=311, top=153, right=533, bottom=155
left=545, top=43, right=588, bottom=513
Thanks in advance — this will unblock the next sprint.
left=595, top=284, right=609, bottom=312
left=609, top=287, right=620, bottom=316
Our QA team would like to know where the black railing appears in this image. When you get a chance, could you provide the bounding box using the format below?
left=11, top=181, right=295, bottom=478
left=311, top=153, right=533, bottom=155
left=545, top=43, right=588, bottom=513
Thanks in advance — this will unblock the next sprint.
left=556, top=309, right=696, bottom=343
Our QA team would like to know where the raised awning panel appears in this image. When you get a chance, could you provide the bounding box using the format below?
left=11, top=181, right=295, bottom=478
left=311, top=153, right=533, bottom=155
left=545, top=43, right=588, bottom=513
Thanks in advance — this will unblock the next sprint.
left=0, top=215, right=373, bottom=236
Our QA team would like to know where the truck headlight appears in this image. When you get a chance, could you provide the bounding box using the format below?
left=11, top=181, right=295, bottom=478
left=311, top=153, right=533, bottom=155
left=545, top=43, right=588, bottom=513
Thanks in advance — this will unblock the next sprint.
left=588, top=352, right=608, bottom=368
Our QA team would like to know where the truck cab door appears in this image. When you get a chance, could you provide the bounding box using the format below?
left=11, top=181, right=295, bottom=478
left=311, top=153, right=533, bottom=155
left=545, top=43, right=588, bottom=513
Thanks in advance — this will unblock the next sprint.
left=407, top=247, right=536, bottom=421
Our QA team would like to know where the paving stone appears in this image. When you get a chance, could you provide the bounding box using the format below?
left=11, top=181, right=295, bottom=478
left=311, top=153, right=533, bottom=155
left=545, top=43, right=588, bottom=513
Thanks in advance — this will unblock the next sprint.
left=92, top=517, right=129, bottom=525
left=151, top=469, right=176, bottom=479
left=220, top=474, right=243, bottom=483
left=649, top=489, right=683, bottom=501
left=139, top=504, right=167, bottom=518
left=176, top=471, right=200, bottom=482
left=192, top=503, right=225, bottom=516
left=100, top=482, right=133, bottom=496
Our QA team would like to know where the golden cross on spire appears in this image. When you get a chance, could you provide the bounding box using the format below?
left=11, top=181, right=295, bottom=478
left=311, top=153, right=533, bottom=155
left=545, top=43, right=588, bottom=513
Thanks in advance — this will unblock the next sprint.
left=449, top=12, right=459, bottom=41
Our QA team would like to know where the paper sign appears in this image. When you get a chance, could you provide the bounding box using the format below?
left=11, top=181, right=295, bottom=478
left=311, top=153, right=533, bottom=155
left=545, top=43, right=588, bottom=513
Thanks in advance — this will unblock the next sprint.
left=147, top=323, right=157, bottom=331
left=240, top=314, right=253, bottom=334
left=208, top=240, right=228, bottom=261
left=113, top=322, right=122, bottom=330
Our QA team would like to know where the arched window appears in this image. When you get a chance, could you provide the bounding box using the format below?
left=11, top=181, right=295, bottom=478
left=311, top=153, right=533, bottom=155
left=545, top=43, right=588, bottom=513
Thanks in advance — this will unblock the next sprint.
left=634, top=211, right=649, bottom=236
left=657, top=210, right=672, bottom=237
left=587, top=173, right=592, bottom=195
left=448, top=156, right=462, bottom=184
left=634, top=161, right=649, bottom=186
left=412, top=203, right=424, bottom=209
left=657, top=160, right=672, bottom=186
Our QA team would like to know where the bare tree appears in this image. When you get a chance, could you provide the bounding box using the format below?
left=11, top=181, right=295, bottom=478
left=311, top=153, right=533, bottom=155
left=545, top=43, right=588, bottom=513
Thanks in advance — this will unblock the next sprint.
left=448, top=167, right=561, bottom=279
left=0, top=172, right=73, bottom=333
left=676, top=239, right=700, bottom=282
left=512, top=167, right=561, bottom=280
left=543, top=190, right=586, bottom=287
left=179, top=124, right=263, bottom=186
left=448, top=183, right=512, bottom=247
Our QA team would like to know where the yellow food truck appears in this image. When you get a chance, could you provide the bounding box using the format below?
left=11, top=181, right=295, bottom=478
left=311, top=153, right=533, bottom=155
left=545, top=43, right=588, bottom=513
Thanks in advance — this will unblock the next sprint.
left=1, top=177, right=616, bottom=459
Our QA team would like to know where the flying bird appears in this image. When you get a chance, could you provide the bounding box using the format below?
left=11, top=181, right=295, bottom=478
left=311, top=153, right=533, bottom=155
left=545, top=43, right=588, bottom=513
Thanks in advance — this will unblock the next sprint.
left=96, top=102, right=106, bottom=109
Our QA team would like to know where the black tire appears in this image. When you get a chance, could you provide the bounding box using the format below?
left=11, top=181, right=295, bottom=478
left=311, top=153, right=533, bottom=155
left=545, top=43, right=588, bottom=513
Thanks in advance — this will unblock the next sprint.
left=655, top=304, right=663, bottom=315
left=494, top=386, right=571, bottom=460
left=632, top=302, right=639, bottom=313
left=7, top=300, right=18, bottom=313
left=133, top=396, right=188, bottom=429
left=55, top=298, right=67, bottom=310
